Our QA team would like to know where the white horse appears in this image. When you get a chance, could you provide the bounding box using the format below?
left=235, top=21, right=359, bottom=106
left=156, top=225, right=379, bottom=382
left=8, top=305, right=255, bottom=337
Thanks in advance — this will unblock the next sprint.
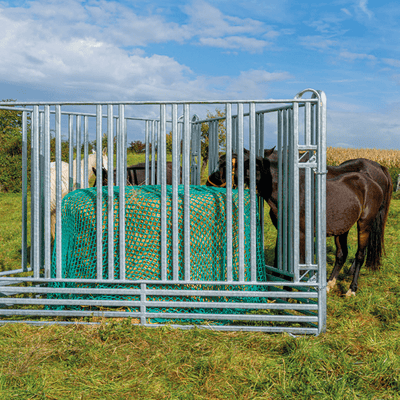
left=50, top=148, right=108, bottom=240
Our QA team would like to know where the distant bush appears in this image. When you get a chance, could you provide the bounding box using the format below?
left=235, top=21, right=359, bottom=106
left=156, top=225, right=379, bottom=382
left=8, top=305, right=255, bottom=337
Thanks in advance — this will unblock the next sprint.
left=129, top=140, right=147, bottom=153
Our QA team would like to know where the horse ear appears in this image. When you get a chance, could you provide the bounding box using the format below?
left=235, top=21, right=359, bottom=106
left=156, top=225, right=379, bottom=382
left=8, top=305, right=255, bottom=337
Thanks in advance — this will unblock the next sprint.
left=264, top=147, right=275, bottom=158
left=92, top=167, right=97, bottom=176
left=103, top=148, right=107, bottom=155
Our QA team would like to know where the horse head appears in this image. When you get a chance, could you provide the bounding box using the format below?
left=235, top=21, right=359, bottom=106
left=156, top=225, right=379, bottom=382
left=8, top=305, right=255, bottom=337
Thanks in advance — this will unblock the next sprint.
left=92, top=167, right=109, bottom=187
left=206, top=154, right=238, bottom=189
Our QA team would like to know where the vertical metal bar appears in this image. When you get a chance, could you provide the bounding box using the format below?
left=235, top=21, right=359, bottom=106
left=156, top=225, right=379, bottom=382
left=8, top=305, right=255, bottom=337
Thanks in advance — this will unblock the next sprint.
left=237, top=103, right=245, bottom=281
left=68, top=115, right=73, bottom=192
left=282, top=110, right=288, bottom=273
left=259, top=112, right=265, bottom=253
left=107, top=105, right=114, bottom=280
left=83, top=116, right=89, bottom=188
left=76, top=115, right=81, bottom=190
left=316, top=91, right=327, bottom=334
left=145, top=121, right=149, bottom=185
left=288, top=109, right=293, bottom=275
left=225, top=103, right=233, bottom=282
left=249, top=103, right=257, bottom=281
left=232, top=116, right=237, bottom=154
left=39, top=111, right=44, bottom=275
left=172, top=104, right=179, bottom=280
left=151, top=120, right=156, bottom=185
left=157, top=121, right=160, bottom=185
left=55, top=105, right=62, bottom=279
left=31, top=106, right=40, bottom=278
left=21, top=111, right=28, bottom=272
left=260, top=113, right=265, bottom=157
left=115, top=117, right=120, bottom=186
left=96, top=105, right=103, bottom=279
left=305, top=102, right=312, bottom=267
left=196, top=121, right=201, bottom=184
left=118, top=104, right=126, bottom=280
left=292, top=103, right=300, bottom=282
left=160, top=104, right=167, bottom=280
left=277, top=111, right=283, bottom=271
left=44, top=106, right=51, bottom=278
left=183, top=104, right=191, bottom=281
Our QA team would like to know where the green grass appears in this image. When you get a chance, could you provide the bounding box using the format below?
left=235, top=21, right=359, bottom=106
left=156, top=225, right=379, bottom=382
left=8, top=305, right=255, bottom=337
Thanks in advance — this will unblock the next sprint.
left=0, top=166, right=399, bottom=399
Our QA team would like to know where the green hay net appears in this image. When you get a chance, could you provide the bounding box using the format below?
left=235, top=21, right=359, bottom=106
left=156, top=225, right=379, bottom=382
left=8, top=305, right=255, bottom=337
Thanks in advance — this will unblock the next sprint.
left=49, top=185, right=269, bottom=323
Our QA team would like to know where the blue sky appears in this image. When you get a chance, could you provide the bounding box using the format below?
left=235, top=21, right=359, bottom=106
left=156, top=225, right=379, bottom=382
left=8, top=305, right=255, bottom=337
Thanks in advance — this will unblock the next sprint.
left=0, top=0, right=399, bottom=149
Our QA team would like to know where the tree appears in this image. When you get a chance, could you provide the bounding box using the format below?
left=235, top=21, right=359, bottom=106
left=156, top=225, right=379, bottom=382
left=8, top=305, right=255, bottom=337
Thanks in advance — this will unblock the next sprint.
left=0, top=100, right=31, bottom=192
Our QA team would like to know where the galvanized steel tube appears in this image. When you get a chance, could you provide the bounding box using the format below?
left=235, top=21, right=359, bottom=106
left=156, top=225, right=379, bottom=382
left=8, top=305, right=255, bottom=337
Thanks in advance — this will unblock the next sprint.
left=172, top=105, right=179, bottom=281
left=183, top=104, right=191, bottom=281
left=237, top=103, right=244, bottom=281
left=225, top=103, right=233, bottom=282
left=55, top=105, right=62, bottom=279
left=160, top=104, right=167, bottom=280
left=107, top=105, right=114, bottom=280
left=118, top=104, right=126, bottom=280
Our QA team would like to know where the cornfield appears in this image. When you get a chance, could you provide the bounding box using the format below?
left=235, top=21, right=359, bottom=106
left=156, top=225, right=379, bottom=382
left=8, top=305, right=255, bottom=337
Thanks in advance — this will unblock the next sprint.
left=327, top=147, right=400, bottom=169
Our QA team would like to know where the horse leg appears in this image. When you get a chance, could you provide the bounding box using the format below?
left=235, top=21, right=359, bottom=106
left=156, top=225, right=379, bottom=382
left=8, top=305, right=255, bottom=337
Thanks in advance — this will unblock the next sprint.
left=327, top=233, right=348, bottom=293
left=346, top=230, right=370, bottom=297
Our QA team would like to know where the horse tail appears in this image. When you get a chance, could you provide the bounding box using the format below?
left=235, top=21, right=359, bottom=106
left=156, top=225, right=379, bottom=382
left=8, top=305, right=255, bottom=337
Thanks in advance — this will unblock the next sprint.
left=379, top=166, right=393, bottom=255
left=365, top=201, right=385, bottom=271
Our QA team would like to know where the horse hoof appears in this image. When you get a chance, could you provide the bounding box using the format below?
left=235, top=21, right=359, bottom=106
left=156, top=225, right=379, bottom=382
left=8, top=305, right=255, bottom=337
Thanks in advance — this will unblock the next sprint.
left=345, top=290, right=356, bottom=297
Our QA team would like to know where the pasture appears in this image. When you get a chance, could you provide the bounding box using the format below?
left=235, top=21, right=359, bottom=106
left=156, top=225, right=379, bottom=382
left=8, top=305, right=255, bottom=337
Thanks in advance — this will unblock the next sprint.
left=0, top=149, right=399, bottom=399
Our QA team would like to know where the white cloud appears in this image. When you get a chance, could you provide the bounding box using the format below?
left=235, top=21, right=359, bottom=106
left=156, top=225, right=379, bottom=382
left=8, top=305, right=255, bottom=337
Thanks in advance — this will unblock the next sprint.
left=339, top=51, right=376, bottom=62
left=382, top=58, right=400, bottom=68
left=184, top=0, right=265, bottom=38
left=299, top=36, right=337, bottom=50
left=358, top=0, right=374, bottom=20
left=327, top=105, right=400, bottom=150
left=198, top=36, right=270, bottom=53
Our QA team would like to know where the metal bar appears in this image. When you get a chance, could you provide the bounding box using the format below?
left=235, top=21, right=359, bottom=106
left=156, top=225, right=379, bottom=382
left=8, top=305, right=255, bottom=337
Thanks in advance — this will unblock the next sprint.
left=96, top=105, right=103, bottom=279
left=118, top=104, right=126, bottom=280
left=55, top=105, right=62, bottom=279
left=0, top=99, right=318, bottom=107
left=68, top=115, right=73, bottom=192
left=292, top=103, right=300, bottom=282
left=107, top=105, right=114, bottom=280
left=0, top=278, right=320, bottom=288
left=83, top=116, right=89, bottom=188
left=145, top=121, right=149, bottom=185
left=76, top=115, right=81, bottom=189
left=183, top=104, right=191, bottom=281
left=172, top=104, right=179, bottom=280
left=282, top=110, right=289, bottom=273
left=31, top=106, right=40, bottom=278
left=225, top=103, right=233, bottom=282
left=276, top=111, right=282, bottom=271
left=21, top=111, right=28, bottom=272
left=43, top=106, right=51, bottom=278
left=304, top=103, right=312, bottom=268
left=39, top=112, right=44, bottom=274
left=316, top=91, right=327, bottom=334
left=157, top=121, right=160, bottom=185
left=249, top=103, right=257, bottom=281
left=160, top=104, right=167, bottom=280
left=237, top=103, right=245, bottom=281
left=151, top=120, right=156, bottom=185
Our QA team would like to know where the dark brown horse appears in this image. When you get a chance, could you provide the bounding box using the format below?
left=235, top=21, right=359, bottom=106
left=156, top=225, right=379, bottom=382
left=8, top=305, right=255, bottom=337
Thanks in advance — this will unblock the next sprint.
left=208, top=151, right=387, bottom=296
left=93, top=162, right=181, bottom=186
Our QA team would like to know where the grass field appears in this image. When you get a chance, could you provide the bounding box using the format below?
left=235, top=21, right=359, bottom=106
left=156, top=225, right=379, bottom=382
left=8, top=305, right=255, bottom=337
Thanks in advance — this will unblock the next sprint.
left=0, top=151, right=399, bottom=399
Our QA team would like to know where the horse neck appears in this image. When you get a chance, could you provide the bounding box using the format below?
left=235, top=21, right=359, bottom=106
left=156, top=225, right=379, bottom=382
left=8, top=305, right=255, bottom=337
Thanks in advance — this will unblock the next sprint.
left=70, top=153, right=97, bottom=183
